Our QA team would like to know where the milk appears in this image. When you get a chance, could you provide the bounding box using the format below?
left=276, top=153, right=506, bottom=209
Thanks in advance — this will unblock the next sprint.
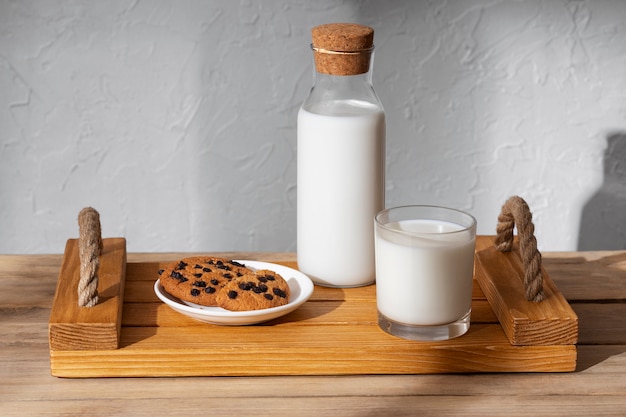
left=297, top=100, right=385, bottom=287
left=375, top=219, right=475, bottom=325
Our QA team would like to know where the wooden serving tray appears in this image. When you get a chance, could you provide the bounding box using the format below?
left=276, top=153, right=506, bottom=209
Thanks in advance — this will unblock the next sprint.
left=49, top=237, right=577, bottom=377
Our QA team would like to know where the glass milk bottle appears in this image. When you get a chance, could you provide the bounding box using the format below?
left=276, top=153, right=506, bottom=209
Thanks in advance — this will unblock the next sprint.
left=297, top=23, right=385, bottom=287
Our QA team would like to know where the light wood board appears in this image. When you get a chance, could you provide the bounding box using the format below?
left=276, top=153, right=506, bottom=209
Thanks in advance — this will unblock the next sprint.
left=49, top=236, right=577, bottom=377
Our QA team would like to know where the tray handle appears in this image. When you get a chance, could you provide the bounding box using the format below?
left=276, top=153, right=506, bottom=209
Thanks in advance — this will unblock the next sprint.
left=77, top=207, right=103, bottom=307
left=494, top=196, right=545, bottom=302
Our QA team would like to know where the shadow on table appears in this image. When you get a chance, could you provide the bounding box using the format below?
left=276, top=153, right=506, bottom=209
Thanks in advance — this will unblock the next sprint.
left=543, top=252, right=626, bottom=371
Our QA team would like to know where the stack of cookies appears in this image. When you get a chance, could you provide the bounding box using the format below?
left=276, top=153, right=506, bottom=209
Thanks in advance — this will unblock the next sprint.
left=158, top=257, right=290, bottom=311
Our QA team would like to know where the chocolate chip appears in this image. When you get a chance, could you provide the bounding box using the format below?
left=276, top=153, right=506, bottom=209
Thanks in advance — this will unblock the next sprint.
left=205, top=287, right=216, bottom=294
left=236, top=272, right=243, bottom=277
left=239, top=282, right=253, bottom=291
left=258, top=276, right=268, bottom=283
left=171, top=271, right=188, bottom=282
left=215, top=260, right=231, bottom=270
left=194, top=264, right=203, bottom=269
left=227, top=290, right=238, bottom=299
left=193, top=281, right=207, bottom=287
left=210, top=279, right=219, bottom=285
left=158, top=269, right=164, bottom=275
left=190, top=289, right=200, bottom=296
left=264, top=293, right=274, bottom=300
left=230, top=260, right=245, bottom=267
left=193, top=273, right=203, bottom=278
left=273, top=288, right=287, bottom=298
left=202, top=267, right=212, bottom=273
left=252, top=284, right=268, bottom=293
left=176, top=261, right=188, bottom=270
left=223, top=273, right=233, bottom=279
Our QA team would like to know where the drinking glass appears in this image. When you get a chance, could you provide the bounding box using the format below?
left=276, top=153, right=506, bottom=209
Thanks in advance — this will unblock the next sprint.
left=374, top=205, right=477, bottom=341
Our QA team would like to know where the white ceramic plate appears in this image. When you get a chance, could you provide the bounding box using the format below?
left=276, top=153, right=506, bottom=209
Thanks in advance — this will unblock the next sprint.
left=154, top=260, right=314, bottom=325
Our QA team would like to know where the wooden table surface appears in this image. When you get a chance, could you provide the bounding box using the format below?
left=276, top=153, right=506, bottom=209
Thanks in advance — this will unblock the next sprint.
left=2, top=249, right=626, bottom=416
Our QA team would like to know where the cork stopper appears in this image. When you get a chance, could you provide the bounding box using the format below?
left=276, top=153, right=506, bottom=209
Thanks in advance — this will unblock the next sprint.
left=311, top=23, right=374, bottom=76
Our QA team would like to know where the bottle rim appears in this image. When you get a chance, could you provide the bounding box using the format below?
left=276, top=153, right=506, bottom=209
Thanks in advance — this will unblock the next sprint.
left=311, top=44, right=374, bottom=55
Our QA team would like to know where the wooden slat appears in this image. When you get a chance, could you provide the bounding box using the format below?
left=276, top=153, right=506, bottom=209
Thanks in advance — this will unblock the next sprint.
left=120, top=298, right=498, bottom=328
left=50, top=324, right=577, bottom=377
left=542, top=251, right=626, bottom=301
left=3, top=393, right=626, bottom=417
left=48, top=238, right=127, bottom=351
left=475, top=237, right=578, bottom=346
left=574, top=303, right=626, bottom=345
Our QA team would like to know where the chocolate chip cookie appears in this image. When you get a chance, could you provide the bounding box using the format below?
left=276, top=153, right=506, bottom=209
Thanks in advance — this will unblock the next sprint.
left=159, top=257, right=251, bottom=306
left=216, top=269, right=291, bottom=311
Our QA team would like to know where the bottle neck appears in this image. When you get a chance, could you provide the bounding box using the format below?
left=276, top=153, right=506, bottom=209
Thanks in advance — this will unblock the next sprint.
left=304, top=50, right=382, bottom=111
left=312, top=71, right=374, bottom=97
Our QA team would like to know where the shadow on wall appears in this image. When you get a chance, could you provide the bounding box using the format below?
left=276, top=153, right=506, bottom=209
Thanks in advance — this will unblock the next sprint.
left=578, top=133, right=626, bottom=250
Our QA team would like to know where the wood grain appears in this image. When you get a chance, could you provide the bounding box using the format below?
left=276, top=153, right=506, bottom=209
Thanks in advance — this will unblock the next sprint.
left=475, top=237, right=578, bottom=346
left=48, top=238, right=127, bottom=350
left=48, top=238, right=577, bottom=377
left=2, top=249, right=626, bottom=416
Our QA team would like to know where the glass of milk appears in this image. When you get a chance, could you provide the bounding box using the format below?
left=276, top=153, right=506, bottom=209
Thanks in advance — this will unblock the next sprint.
left=374, top=205, right=477, bottom=341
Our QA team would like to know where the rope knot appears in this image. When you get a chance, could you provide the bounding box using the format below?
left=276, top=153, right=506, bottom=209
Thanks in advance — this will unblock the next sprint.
left=494, top=196, right=545, bottom=302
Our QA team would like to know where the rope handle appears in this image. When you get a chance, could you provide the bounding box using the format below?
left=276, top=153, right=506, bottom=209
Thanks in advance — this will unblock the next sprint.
left=77, top=207, right=103, bottom=307
left=494, top=196, right=545, bottom=302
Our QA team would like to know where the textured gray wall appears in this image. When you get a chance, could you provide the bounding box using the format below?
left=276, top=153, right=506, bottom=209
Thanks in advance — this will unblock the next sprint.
left=1, top=0, right=625, bottom=254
